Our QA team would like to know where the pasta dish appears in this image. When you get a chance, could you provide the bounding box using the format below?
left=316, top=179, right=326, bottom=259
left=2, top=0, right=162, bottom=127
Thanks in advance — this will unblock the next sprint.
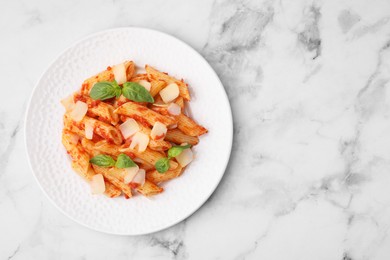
left=61, top=61, right=207, bottom=198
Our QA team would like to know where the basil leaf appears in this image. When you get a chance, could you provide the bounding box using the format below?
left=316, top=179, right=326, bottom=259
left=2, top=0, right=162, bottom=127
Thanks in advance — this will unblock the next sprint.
left=113, top=80, right=122, bottom=98
left=90, top=81, right=121, bottom=100
left=167, top=144, right=191, bottom=159
left=155, top=158, right=169, bottom=173
left=90, top=154, right=116, bottom=167
left=122, top=82, right=154, bottom=103
left=115, top=153, right=137, bottom=168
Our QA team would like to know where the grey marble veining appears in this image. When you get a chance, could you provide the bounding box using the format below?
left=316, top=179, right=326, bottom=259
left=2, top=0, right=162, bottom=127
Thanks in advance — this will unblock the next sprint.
left=2, top=0, right=390, bottom=259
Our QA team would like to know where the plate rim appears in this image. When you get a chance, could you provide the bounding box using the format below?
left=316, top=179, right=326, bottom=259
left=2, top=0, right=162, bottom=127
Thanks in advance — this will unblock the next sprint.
left=24, top=26, right=233, bottom=235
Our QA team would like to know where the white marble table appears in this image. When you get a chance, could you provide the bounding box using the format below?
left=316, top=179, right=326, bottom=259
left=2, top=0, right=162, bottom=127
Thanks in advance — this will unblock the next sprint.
left=2, top=0, right=390, bottom=259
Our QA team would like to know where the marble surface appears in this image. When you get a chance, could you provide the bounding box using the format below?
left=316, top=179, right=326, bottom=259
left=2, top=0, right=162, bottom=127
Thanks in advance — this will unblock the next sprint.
left=1, top=0, right=390, bottom=259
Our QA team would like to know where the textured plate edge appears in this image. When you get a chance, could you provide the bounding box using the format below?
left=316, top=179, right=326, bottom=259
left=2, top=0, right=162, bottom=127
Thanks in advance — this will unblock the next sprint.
left=24, top=26, right=233, bottom=236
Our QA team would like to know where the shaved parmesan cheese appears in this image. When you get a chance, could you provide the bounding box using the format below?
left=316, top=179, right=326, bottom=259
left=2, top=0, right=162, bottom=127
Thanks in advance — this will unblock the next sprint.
left=119, top=119, right=139, bottom=139
left=138, top=80, right=151, bottom=91
left=129, top=132, right=149, bottom=152
left=61, top=94, right=75, bottom=112
left=91, top=174, right=106, bottom=194
left=124, top=166, right=139, bottom=184
left=132, top=169, right=146, bottom=186
left=176, top=148, right=193, bottom=167
left=85, top=121, right=94, bottom=140
left=151, top=122, right=167, bottom=140
left=112, top=63, right=127, bottom=85
left=69, top=134, right=79, bottom=145
left=160, top=83, right=179, bottom=103
left=167, top=103, right=181, bottom=116
left=69, top=101, right=88, bottom=122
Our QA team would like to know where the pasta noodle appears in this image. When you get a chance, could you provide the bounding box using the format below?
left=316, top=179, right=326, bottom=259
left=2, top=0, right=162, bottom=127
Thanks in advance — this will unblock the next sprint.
left=150, top=80, right=167, bottom=97
left=165, top=129, right=199, bottom=145
left=177, top=113, right=208, bottom=136
left=145, top=65, right=190, bottom=101
left=74, top=94, right=119, bottom=125
left=115, top=102, right=176, bottom=127
left=146, top=165, right=183, bottom=183
left=93, top=165, right=132, bottom=198
left=136, top=180, right=163, bottom=196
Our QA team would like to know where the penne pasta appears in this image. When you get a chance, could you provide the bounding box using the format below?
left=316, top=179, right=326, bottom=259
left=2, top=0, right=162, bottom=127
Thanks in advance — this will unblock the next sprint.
left=165, top=128, right=199, bottom=145
left=114, top=102, right=176, bottom=127
left=175, top=96, right=185, bottom=109
left=93, top=165, right=133, bottom=198
left=138, top=162, right=155, bottom=171
left=80, top=138, right=94, bottom=156
left=130, top=73, right=148, bottom=81
left=89, top=140, right=121, bottom=157
left=83, top=116, right=123, bottom=145
left=145, top=65, right=190, bottom=101
left=64, top=114, right=123, bottom=144
left=146, top=165, right=183, bottom=183
left=81, top=138, right=102, bottom=157
left=150, top=105, right=169, bottom=116
left=81, top=61, right=135, bottom=95
left=136, top=180, right=163, bottom=196
left=62, top=130, right=89, bottom=175
left=74, top=94, right=119, bottom=125
left=63, top=115, right=85, bottom=137
left=177, top=113, right=208, bottom=137
left=120, top=146, right=178, bottom=170
left=86, top=167, right=121, bottom=198
left=115, top=95, right=130, bottom=108
left=148, top=139, right=172, bottom=152
left=150, top=80, right=167, bottom=97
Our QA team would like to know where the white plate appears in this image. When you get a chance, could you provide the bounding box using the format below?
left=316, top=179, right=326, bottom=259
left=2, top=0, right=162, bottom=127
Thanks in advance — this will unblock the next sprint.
left=25, top=27, right=232, bottom=235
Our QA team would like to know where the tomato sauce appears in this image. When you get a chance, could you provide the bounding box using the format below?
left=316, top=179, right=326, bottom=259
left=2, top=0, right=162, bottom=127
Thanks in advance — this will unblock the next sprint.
left=128, top=115, right=150, bottom=127
left=137, top=106, right=148, bottom=112
left=124, top=151, right=136, bottom=159
left=91, top=100, right=101, bottom=107
left=129, top=183, right=140, bottom=189
left=94, top=125, right=110, bottom=142
left=98, top=116, right=111, bottom=125
left=92, top=134, right=103, bottom=143
left=81, top=83, right=89, bottom=93
left=104, top=97, right=116, bottom=105
left=154, top=134, right=165, bottom=140
left=117, top=99, right=130, bottom=107
left=74, top=93, right=87, bottom=103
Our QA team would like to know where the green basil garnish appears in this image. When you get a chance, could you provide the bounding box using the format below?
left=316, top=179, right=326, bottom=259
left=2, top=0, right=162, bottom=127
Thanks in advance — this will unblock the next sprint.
left=90, top=81, right=121, bottom=100
left=90, top=80, right=154, bottom=103
left=155, top=158, right=170, bottom=173
left=115, top=153, right=137, bottom=169
left=89, top=154, right=116, bottom=167
left=154, top=145, right=191, bottom=173
left=167, top=144, right=191, bottom=159
left=122, top=82, right=154, bottom=103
